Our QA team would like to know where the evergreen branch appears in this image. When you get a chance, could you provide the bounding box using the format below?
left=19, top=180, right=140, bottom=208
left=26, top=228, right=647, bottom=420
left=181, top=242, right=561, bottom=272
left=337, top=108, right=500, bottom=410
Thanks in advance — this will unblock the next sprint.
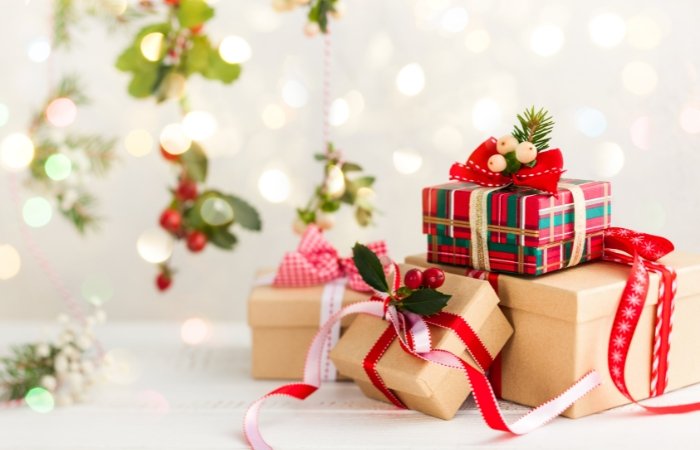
left=59, top=191, right=101, bottom=234
left=53, top=0, right=78, bottom=49
left=64, top=135, right=118, bottom=176
left=511, top=106, right=555, bottom=151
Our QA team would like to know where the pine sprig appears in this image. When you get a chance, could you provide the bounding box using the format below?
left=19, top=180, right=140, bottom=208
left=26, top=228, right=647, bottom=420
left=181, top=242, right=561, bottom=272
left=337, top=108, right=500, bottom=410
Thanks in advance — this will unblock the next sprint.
left=0, top=344, right=58, bottom=401
left=511, top=106, right=555, bottom=151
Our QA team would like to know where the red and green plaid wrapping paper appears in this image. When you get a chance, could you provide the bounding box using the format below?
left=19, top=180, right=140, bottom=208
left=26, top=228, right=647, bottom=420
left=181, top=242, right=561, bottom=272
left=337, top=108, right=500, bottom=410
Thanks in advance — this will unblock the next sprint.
left=422, top=179, right=612, bottom=276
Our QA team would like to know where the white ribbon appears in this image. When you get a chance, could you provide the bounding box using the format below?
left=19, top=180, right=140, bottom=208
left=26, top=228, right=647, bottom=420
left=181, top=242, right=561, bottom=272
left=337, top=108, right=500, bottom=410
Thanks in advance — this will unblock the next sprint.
left=559, top=182, right=586, bottom=268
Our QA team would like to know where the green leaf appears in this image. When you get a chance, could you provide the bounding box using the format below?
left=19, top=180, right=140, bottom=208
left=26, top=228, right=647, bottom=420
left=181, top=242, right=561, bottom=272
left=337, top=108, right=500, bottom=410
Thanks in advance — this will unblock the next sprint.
left=208, top=227, right=237, bottom=250
left=177, top=0, right=214, bottom=28
left=180, top=143, right=208, bottom=182
left=223, top=194, right=262, bottom=231
left=400, top=289, right=451, bottom=316
left=320, top=199, right=341, bottom=212
left=503, top=151, right=522, bottom=175
left=352, top=243, right=388, bottom=293
left=355, top=207, right=373, bottom=227
left=351, top=176, right=375, bottom=189
left=314, top=153, right=328, bottom=161
left=341, top=162, right=363, bottom=172
left=204, top=50, right=241, bottom=84
left=184, top=35, right=211, bottom=75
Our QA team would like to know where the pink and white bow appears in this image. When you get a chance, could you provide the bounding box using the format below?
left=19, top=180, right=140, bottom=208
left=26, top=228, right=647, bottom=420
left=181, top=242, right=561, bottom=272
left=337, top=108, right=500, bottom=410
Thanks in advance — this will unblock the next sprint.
left=273, top=225, right=388, bottom=292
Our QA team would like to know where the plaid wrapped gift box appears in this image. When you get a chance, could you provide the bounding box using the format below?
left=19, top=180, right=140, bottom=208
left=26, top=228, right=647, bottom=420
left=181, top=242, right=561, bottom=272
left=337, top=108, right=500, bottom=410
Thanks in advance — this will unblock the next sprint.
left=422, top=178, right=612, bottom=275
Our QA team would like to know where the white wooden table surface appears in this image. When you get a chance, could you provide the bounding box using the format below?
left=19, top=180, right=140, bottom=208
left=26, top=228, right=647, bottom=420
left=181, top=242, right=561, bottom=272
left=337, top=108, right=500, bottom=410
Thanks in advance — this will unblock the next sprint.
left=1, top=322, right=699, bottom=449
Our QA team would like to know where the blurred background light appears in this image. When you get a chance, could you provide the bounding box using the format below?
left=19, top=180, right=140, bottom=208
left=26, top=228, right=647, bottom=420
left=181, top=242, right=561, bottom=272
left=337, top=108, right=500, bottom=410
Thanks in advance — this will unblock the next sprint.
left=136, top=229, right=174, bottom=264
left=433, top=125, right=463, bottom=153
left=219, top=36, right=252, bottom=64
left=261, top=104, right=286, bottom=129
left=160, top=123, right=192, bottom=155
left=25, top=387, right=54, bottom=413
left=45, top=97, right=77, bottom=128
left=0, top=103, right=8, bottom=128
left=22, top=197, right=53, bottom=228
left=440, top=7, right=468, bottom=33
left=396, top=63, right=425, bottom=96
left=140, top=32, right=164, bottom=62
left=626, top=16, right=662, bottom=50
left=329, top=98, right=350, bottom=126
left=81, top=274, right=114, bottom=306
left=258, top=169, right=290, bottom=203
left=103, top=0, right=128, bottom=15
left=621, top=61, right=658, bottom=95
left=589, top=13, right=626, bottom=48
left=182, top=110, right=218, bottom=141
left=575, top=107, right=607, bottom=138
left=530, top=25, right=565, bottom=57
left=200, top=197, right=234, bottom=226
left=593, top=142, right=625, bottom=177
left=181, top=317, right=211, bottom=345
left=0, top=133, right=35, bottom=171
left=0, top=244, right=21, bottom=280
left=464, top=29, right=490, bottom=53
left=393, top=149, right=423, bottom=175
left=27, top=37, right=51, bottom=63
left=44, top=153, right=72, bottom=181
left=630, top=116, right=652, bottom=150
left=679, top=106, right=700, bottom=134
left=471, top=98, right=502, bottom=133
left=367, top=33, right=394, bottom=67
left=124, top=129, right=153, bottom=157
left=281, top=79, right=308, bottom=108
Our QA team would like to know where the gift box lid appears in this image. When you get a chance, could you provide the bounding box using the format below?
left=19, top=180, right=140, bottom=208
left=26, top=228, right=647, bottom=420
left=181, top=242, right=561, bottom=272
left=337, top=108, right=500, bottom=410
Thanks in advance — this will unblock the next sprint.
left=422, top=179, right=612, bottom=248
left=406, top=252, right=700, bottom=323
left=248, top=270, right=371, bottom=328
left=330, top=264, right=513, bottom=399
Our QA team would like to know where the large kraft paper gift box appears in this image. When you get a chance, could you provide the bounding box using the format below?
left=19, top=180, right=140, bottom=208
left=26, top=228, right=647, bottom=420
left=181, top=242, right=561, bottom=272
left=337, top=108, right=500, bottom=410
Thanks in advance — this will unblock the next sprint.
left=406, top=252, right=700, bottom=418
left=329, top=264, right=513, bottom=420
left=422, top=179, right=612, bottom=275
left=248, top=270, right=370, bottom=379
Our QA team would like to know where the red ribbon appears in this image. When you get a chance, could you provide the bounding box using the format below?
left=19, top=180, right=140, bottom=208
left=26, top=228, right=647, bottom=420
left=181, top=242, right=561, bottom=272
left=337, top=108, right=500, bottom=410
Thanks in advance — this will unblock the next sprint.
left=273, top=225, right=387, bottom=292
left=449, top=137, right=565, bottom=195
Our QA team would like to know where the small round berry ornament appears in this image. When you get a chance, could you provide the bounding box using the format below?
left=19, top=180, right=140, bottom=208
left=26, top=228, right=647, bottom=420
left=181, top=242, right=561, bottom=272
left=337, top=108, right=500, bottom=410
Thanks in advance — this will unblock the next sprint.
left=403, top=268, right=424, bottom=290
left=487, top=154, right=507, bottom=173
left=175, top=179, right=198, bottom=202
left=159, top=209, right=182, bottom=233
left=186, top=231, right=208, bottom=252
left=515, top=141, right=537, bottom=164
left=156, top=273, right=172, bottom=291
left=422, top=267, right=445, bottom=289
left=496, top=135, right=518, bottom=155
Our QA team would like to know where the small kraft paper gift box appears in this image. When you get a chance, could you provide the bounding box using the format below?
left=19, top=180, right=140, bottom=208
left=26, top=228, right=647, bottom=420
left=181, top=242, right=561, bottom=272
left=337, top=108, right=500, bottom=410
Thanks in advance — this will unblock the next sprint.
left=406, top=248, right=700, bottom=418
left=248, top=225, right=388, bottom=380
left=329, top=264, right=513, bottom=420
left=422, top=178, right=612, bottom=276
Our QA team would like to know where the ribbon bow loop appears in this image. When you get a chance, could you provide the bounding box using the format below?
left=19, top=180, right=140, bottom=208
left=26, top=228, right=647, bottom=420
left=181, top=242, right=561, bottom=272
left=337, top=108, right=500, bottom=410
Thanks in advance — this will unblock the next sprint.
left=604, top=227, right=675, bottom=262
left=449, top=137, right=565, bottom=195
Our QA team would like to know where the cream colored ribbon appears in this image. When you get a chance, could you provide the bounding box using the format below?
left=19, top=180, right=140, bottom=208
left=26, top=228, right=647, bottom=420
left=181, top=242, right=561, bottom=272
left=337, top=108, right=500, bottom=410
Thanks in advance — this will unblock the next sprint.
left=558, top=182, right=586, bottom=268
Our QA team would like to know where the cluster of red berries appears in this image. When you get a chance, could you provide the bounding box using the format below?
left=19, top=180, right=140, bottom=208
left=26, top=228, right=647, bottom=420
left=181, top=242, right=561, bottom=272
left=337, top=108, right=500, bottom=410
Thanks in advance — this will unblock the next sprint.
left=403, top=267, right=445, bottom=290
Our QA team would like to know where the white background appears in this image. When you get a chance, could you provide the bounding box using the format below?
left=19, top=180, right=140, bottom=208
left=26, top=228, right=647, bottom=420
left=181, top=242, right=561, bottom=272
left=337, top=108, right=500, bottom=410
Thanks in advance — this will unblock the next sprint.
left=1, top=0, right=700, bottom=322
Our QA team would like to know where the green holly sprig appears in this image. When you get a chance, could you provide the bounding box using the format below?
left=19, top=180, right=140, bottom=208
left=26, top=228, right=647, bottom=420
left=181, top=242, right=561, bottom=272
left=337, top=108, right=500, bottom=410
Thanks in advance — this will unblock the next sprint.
left=352, top=244, right=451, bottom=316
left=116, top=0, right=240, bottom=102
left=295, top=143, right=376, bottom=232
left=26, top=76, right=117, bottom=234
left=272, top=0, right=345, bottom=35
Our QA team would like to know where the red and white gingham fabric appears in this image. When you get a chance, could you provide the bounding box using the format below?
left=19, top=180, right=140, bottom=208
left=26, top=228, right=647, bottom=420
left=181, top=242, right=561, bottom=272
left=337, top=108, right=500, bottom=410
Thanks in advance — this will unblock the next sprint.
left=273, top=225, right=388, bottom=292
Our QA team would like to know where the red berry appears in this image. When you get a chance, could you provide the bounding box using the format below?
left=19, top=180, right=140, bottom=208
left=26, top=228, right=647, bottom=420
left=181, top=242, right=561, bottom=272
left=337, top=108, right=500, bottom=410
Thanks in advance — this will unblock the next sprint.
left=156, top=273, right=172, bottom=291
left=159, top=209, right=182, bottom=233
left=160, top=145, right=180, bottom=162
left=403, top=268, right=424, bottom=290
left=186, top=231, right=208, bottom=252
left=190, top=24, right=204, bottom=34
left=176, top=179, right=198, bottom=201
left=423, top=268, right=445, bottom=289
left=164, top=0, right=179, bottom=5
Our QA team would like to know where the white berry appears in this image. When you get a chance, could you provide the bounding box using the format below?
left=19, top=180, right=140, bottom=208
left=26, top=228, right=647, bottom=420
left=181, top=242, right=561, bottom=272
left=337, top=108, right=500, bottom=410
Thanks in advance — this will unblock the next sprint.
left=315, top=212, right=336, bottom=230
left=40, top=375, right=58, bottom=392
left=292, top=218, right=308, bottom=236
left=36, top=343, right=51, bottom=358
left=54, top=354, right=69, bottom=374
left=304, top=22, right=321, bottom=37
left=496, top=135, right=519, bottom=155
left=330, top=2, right=346, bottom=19
left=515, top=141, right=537, bottom=164
left=487, top=154, right=507, bottom=173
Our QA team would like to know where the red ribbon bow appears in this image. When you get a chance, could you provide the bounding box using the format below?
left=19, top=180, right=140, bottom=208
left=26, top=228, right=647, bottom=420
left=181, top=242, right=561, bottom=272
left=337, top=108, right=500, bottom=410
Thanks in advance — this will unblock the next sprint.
left=449, top=137, right=565, bottom=195
left=273, top=225, right=387, bottom=292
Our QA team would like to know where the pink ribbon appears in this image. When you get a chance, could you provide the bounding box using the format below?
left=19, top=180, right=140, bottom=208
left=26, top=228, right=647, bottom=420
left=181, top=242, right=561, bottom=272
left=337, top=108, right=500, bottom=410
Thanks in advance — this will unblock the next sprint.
left=273, top=225, right=387, bottom=292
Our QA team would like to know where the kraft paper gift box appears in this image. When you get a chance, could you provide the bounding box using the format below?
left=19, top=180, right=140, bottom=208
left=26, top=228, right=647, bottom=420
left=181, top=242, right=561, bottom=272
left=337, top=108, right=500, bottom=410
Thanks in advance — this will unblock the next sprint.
left=406, top=252, right=700, bottom=418
left=422, top=179, right=612, bottom=275
left=329, top=264, right=513, bottom=420
left=248, top=270, right=371, bottom=380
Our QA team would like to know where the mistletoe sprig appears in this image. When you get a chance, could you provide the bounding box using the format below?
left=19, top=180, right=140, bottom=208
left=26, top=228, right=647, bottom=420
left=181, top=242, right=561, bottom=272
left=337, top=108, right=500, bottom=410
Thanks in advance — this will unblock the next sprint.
left=26, top=76, right=117, bottom=233
left=488, top=106, right=555, bottom=176
left=295, top=143, right=376, bottom=233
left=352, top=244, right=451, bottom=316
left=116, top=0, right=240, bottom=102
left=272, top=0, right=346, bottom=36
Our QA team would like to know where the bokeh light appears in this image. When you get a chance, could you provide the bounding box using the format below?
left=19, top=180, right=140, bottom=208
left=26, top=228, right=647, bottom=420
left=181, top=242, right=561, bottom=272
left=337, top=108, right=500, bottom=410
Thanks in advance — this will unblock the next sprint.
left=679, top=106, right=700, bottom=134
left=103, top=0, right=128, bottom=15
left=261, top=104, right=286, bottom=129
left=626, top=16, right=662, bottom=50
left=182, top=110, right=218, bottom=141
left=219, top=36, right=252, bottom=64
left=258, top=169, right=291, bottom=203
left=181, top=317, right=211, bottom=345
left=345, top=90, right=365, bottom=115
left=0, top=103, right=9, bottom=128
left=630, top=116, right=652, bottom=150
left=81, top=274, right=114, bottom=306
left=330, top=98, right=350, bottom=126
left=160, top=123, right=192, bottom=155
left=0, top=132, right=35, bottom=171
left=530, top=25, right=565, bottom=57
left=45, top=97, right=77, bottom=128
left=0, top=244, right=21, bottom=280
left=25, top=387, right=54, bottom=413
left=136, top=229, right=174, bottom=264
left=44, top=154, right=72, bottom=181
left=396, top=63, right=425, bottom=96
left=124, top=129, right=153, bottom=157
left=325, top=165, right=346, bottom=197
left=621, top=61, right=658, bottom=96
left=200, top=197, right=234, bottom=226
left=281, top=79, right=308, bottom=108
left=246, top=4, right=281, bottom=32
left=440, top=7, right=468, bottom=33
left=575, top=107, right=607, bottom=138
left=472, top=98, right=502, bottom=133
left=433, top=125, right=463, bottom=153
left=589, top=13, right=626, bottom=48
left=356, top=187, right=376, bottom=210
left=393, top=149, right=423, bottom=175
left=22, top=197, right=53, bottom=228
left=27, top=37, right=51, bottom=63
left=140, top=32, right=164, bottom=62
left=464, top=29, right=490, bottom=53
left=593, top=142, right=625, bottom=177
left=368, top=33, right=394, bottom=67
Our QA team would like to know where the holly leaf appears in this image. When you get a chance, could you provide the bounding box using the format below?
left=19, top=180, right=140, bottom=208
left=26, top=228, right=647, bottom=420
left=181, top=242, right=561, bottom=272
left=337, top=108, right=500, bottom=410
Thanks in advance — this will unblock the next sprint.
left=180, top=143, right=208, bottom=182
left=204, top=51, right=241, bottom=84
left=177, top=0, right=214, bottom=28
left=314, top=153, right=328, bottom=161
left=400, top=289, right=451, bottom=316
left=352, top=243, right=388, bottom=293
left=208, top=227, right=237, bottom=250
left=355, top=207, right=373, bottom=227
left=341, top=162, right=363, bottom=172
left=350, top=176, right=375, bottom=189
left=223, top=194, right=262, bottom=231
left=184, top=35, right=211, bottom=75
left=320, top=199, right=341, bottom=212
